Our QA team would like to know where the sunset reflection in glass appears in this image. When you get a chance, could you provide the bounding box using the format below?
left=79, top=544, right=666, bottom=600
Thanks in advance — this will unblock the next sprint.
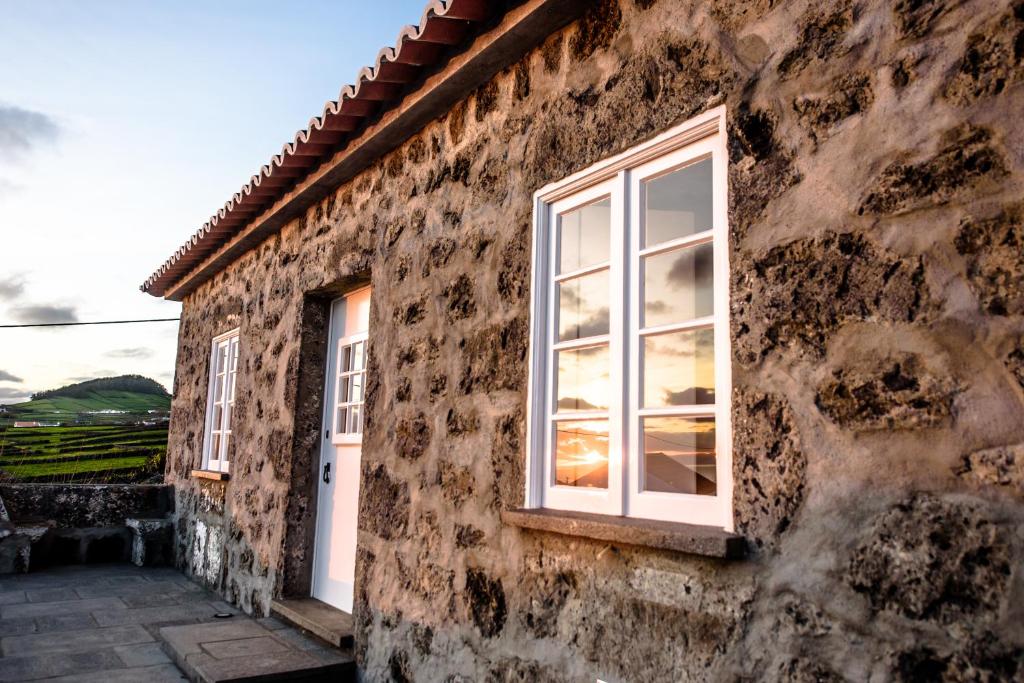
left=558, top=269, right=609, bottom=342
left=556, top=346, right=610, bottom=412
left=642, top=416, right=716, bottom=495
left=643, top=328, right=714, bottom=407
left=558, top=198, right=611, bottom=274
left=555, top=420, right=609, bottom=488
left=643, top=241, right=714, bottom=329
left=643, top=157, right=713, bottom=247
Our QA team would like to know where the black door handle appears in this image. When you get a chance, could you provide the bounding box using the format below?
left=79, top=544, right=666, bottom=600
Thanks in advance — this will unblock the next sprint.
left=323, top=462, right=331, bottom=484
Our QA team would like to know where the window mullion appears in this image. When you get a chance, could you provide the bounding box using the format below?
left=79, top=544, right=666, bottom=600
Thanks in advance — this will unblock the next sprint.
left=626, top=166, right=642, bottom=518
left=606, top=171, right=628, bottom=517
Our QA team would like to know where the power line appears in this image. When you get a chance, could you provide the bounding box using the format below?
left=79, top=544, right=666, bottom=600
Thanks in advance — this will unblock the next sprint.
left=0, top=318, right=180, bottom=329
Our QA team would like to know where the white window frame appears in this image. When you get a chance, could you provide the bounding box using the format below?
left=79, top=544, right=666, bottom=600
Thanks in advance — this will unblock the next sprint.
left=525, top=106, right=733, bottom=530
left=201, top=328, right=240, bottom=473
left=331, top=331, right=369, bottom=446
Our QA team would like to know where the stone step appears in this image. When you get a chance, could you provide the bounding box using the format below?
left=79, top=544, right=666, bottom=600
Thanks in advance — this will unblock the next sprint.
left=270, top=598, right=354, bottom=649
left=160, top=618, right=354, bottom=683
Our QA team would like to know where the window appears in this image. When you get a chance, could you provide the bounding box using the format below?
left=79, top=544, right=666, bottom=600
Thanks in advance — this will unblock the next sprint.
left=202, top=329, right=239, bottom=473
left=332, top=333, right=368, bottom=444
left=525, top=108, right=732, bottom=529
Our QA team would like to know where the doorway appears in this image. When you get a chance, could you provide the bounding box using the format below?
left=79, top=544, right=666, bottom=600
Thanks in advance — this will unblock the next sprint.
left=311, top=286, right=370, bottom=613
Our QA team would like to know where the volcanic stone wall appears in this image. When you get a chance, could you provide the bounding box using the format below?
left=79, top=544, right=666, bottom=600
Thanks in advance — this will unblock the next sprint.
left=165, top=0, right=1024, bottom=679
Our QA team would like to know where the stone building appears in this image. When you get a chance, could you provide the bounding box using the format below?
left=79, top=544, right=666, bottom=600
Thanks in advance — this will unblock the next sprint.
left=142, top=0, right=1024, bottom=680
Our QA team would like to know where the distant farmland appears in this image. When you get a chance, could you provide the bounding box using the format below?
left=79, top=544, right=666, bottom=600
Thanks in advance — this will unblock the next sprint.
left=0, top=424, right=168, bottom=483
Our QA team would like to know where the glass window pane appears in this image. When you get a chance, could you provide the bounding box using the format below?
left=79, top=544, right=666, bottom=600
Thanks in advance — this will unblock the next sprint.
left=214, top=372, right=225, bottom=402
left=643, top=416, right=716, bottom=495
left=558, top=197, right=610, bottom=274
left=212, top=404, right=223, bottom=430
left=337, top=406, right=348, bottom=434
left=342, top=345, right=352, bottom=374
left=643, top=158, right=713, bottom=247
left=221, top=433, right=230, bottom=462
left=338, top=377, right=349, bottom=405
left=229, top=339, right=239, bottom=372
left=643, top=328, right=715, bottom=407
left=557, top=269, right=610, bottom=342
left=555, top=345, right=610, bottom=412
left=554, top=420, right=608, bottom=488
left=643, top=242, right=714, bottom=328
left=228, top=370, right=237, bottom=401
left=350, top=405, right=362, bottom=434
left=353, top=341, right=365, bottom=371
left=210, top=433, right=221, bottom=463
left=217, top=343, right=229, bottom=373
left=350, top=374, right=363, bottom=404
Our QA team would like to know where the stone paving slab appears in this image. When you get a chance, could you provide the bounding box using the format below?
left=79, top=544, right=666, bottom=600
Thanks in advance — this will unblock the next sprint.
left=201, top=635, right=291, bottom=660
left=188, top=649, right=351, bottom=683
left=43, top=663, right=187, bottom=682
left=115, top=641, right=175, bottom=667
left=26, top=587, right=79, bottom=603
left=0, top=564, right=355, bottom=682
left=160, top=620, right=271, bottom=660
left=161, top=620, right=355, bottom=682
left=94, top=601, right=229, bottom=627
left=0, top=593, right=25, bottom=607
left=2, top=623, right=153, bottom=656
left=2, top=596, right=125, bottom=619
left=0, top=649, right=124, bottom=682
left=76, top=579, right=205, bottom=599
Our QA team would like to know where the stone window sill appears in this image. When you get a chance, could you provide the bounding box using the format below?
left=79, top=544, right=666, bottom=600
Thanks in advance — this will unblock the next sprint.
left=191, top=469, right=230, bottom=482
left=501, top=508, right=746, bottom=560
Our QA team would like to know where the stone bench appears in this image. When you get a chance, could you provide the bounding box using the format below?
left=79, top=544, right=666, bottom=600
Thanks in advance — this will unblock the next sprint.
left=0, top=519, right=55, bottom=573
left=126, top=517, right=173, bottom=567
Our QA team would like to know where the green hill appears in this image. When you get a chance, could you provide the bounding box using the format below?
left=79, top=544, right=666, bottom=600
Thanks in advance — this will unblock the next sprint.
left=0, top=375, right=171, bottom=426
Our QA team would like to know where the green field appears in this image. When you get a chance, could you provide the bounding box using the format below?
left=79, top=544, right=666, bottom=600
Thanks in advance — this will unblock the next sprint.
left=0, top=390, right=170, bottom=427
left=0, top=425, right=168, bottom=483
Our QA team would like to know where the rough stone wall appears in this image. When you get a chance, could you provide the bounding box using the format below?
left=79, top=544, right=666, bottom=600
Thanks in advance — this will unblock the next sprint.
left=165, top=0, right=1024, bottom=678
left=0, top=484, right=171, bottom=527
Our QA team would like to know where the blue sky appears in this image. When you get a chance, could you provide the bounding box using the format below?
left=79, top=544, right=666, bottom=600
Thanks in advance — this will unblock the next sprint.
left=0, top=0, right=426, bottom=402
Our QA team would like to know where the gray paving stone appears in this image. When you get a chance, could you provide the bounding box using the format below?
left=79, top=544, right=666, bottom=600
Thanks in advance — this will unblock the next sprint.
left=256, top=616, right=289, bottom=631
left=159, top=620, right=270, bottom=660
left=93, top=602, right=224, bottom=626
left=188, top=649, right=351, bottom=683
left=271, top=627, right=327, bottom=652
left=0, top=649, right=123, bottom=682
left=42, top=663, right=187, bottom=682
left=120, top=592, right=196, bottom=608
left=75, top=580, right=201, bottom=599
left=201, top=635, right=291, bottom=660
left=2, top=596, right=125, bottom=619
left=0, top=617, right=36, bottom=637
left=208, top=600, right=241, bottom=615
left=34, top=612, right=97, bottom=633
left=0, top=592, right=25, bottom=607
left=114, top=641, right=173, bottom=667
left=1, top=623, right=153, bottom=656
left=26, top=587, right=80, bottom=603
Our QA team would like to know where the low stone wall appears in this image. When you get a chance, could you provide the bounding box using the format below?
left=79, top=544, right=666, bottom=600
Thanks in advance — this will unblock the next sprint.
left=0, top=484, right=172, bottom=527
left=0, top=484, right=174, bottom=571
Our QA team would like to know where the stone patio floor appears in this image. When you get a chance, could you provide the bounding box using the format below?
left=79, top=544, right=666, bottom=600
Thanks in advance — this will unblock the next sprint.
left=0, top=564, right=352, bottom=682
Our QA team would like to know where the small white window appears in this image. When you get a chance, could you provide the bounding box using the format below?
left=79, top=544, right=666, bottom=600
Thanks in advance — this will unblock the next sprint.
left=202, top=329, right=239, bottom=473
left=525, top=107, right=733, bottom=529
left=332, top=332, right=368, bottom=445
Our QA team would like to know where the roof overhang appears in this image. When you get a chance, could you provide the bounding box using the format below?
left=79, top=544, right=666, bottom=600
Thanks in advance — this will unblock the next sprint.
left=143, top=0, right=589, bottom=301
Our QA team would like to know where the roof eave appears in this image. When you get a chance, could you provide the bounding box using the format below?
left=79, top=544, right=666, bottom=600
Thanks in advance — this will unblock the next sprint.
left=143, top=0, right=589, bottom=301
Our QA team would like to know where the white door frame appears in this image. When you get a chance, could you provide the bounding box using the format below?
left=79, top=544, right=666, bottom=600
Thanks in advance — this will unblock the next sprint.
left=310, top=286, right=370, bottom=611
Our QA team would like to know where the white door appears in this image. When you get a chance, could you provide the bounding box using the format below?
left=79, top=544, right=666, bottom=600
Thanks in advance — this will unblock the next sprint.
left=312, top=287, right=370, bottom=613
